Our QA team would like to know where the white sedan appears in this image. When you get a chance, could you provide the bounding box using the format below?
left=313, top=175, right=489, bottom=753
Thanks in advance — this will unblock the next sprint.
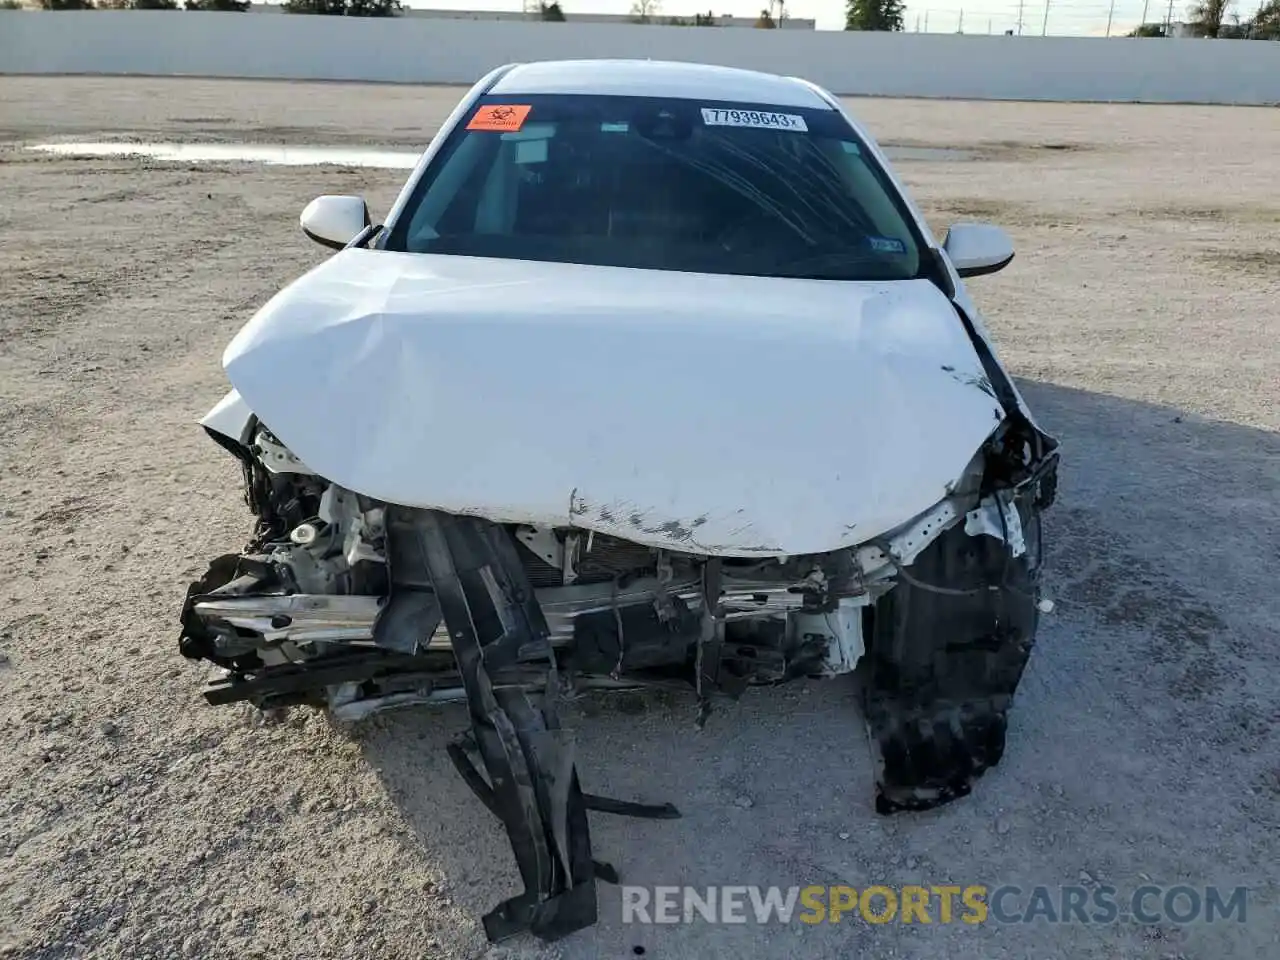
left=180, top=59, right=1060, bottom=943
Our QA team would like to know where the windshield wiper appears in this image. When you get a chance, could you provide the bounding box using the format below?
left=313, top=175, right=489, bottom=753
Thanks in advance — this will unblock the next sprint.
left=768, top=249, right=891, bottom=280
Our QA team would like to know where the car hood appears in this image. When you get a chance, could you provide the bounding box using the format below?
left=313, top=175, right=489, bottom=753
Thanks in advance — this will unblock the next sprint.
left=222, top=249, right=1005, bottom=557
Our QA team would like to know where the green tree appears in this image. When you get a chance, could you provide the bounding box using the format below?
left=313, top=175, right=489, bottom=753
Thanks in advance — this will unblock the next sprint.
left=130, top=0, right=178, bottom=7
left=754, top=7, right=775, bottom=25
left=347, top=0, right=401, bottom=14
left=845, top=0, right=904, bottom=30
left=185, top=0, right=250, bottom=9
left=1247, top=0, right=1280, bottom=34
left=39, top=0, right=96, bottom=7
left=1126, top=21, right=1167, bottom=34
left=284, top=0, right=346, bottom=11
left=539, top=0, right=565, bottom=18
left=1187, top=0, right=1231, bottom=34
left=284, top=0, right=401, bottom=13
left=0, top=1, right=24, bottom=9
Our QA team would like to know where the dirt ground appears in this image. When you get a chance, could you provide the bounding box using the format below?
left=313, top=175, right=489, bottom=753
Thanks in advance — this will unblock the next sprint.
left=0, top=77, right=1277, bottom=960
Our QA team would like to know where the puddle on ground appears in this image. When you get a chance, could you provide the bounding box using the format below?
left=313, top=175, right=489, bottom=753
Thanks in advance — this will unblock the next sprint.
left=29, top=140, right=976, bottom=168
left=28, top=142, right=421, bottom=169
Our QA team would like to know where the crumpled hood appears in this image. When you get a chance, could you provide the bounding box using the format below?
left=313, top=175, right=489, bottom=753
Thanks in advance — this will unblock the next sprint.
left=223, top=249, right=1005, bottom=557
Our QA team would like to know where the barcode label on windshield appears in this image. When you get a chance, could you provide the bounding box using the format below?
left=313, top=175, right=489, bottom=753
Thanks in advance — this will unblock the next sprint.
left=701, top=108, right=808, bottom=132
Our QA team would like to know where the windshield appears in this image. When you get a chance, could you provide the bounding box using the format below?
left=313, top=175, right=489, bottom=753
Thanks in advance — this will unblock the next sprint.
left=385, top=94, right=926, bottom=282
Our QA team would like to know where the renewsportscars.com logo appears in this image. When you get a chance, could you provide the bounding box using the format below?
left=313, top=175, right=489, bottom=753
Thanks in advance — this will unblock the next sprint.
left=620, top=884, right=1249, bottom=926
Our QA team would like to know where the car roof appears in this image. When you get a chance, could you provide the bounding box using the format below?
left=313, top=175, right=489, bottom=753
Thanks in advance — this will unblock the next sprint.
left=487, top=59, right=834, bottom=110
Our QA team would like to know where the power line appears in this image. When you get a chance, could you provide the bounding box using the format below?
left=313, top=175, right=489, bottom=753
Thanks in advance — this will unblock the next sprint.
left=903, top=1, right=1168, bottom=36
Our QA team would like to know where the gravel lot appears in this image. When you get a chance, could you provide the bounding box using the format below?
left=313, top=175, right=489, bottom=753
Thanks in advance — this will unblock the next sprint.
left=1, top=77, right=1277, bottom=960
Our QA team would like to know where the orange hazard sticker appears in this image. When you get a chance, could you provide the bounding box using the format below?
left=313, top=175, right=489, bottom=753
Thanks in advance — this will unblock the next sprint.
left=467, top=104, right=533, bottom=132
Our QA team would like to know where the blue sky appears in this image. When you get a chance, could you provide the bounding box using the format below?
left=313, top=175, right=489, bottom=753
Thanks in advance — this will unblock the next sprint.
left=412, top=0, right=1198, bottom=34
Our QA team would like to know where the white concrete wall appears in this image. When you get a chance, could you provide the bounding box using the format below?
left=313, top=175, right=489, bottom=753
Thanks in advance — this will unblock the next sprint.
left=1, top=11, right=1278, bottom=104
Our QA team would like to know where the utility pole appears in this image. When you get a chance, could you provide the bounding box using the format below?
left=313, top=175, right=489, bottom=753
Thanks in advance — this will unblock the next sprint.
left=1165, top=0, right=1175, bottom=33
left=914, top=12, right=920, bottom=30
left=1140, top=0, right=1150, bottom=28
left=1105, top=0, right=1115, bottom=34
left=987, top=16, right=991, bottom=31
left=958, top=7, right=963, bottom=31
left=1041, top=0, right=1050, bottom=34
left=924, top=10, right=929, bottom=30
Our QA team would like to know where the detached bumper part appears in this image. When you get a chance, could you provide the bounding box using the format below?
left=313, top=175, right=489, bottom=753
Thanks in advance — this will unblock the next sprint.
left=863, top=483, right=1046, bottom=815
left=397, top=508, right=679, bottom=942
left=399, top=508, right=595, bottom=941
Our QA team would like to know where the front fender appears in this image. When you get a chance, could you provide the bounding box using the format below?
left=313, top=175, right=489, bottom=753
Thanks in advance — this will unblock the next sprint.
left=199, top=388, right=254, bottom=446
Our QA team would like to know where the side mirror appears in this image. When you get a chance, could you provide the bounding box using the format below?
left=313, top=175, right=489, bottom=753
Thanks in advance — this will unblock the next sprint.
left=943, top=223, right=1015, bottom=278
left=300, top=195, right=371, bottom=250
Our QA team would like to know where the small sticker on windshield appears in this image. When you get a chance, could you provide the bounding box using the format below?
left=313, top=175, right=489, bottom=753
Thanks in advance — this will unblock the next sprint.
left=515, top=138, right=548, bottom=165
left=601, top=122, right=630, bottom=133
left=869, top=236, right=907, bottom=254
left=701, top=108, right=808, bottom=132
left=468, top=104, right=532, bottom=132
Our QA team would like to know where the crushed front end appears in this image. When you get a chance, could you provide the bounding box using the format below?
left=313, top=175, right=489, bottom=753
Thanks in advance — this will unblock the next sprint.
left=180, top=409, right=1058, bottom=941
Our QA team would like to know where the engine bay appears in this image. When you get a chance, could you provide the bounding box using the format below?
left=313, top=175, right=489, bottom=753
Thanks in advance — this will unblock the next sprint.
left=182, top=425, right=889, bottom=716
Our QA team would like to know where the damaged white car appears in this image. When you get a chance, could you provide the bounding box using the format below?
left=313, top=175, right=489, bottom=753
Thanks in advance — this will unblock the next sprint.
left=180, top=59, right=1059, bottom=941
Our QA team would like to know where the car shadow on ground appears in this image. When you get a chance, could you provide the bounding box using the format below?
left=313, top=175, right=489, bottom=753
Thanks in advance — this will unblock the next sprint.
left=358, top=378, right=1280, bottom=960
